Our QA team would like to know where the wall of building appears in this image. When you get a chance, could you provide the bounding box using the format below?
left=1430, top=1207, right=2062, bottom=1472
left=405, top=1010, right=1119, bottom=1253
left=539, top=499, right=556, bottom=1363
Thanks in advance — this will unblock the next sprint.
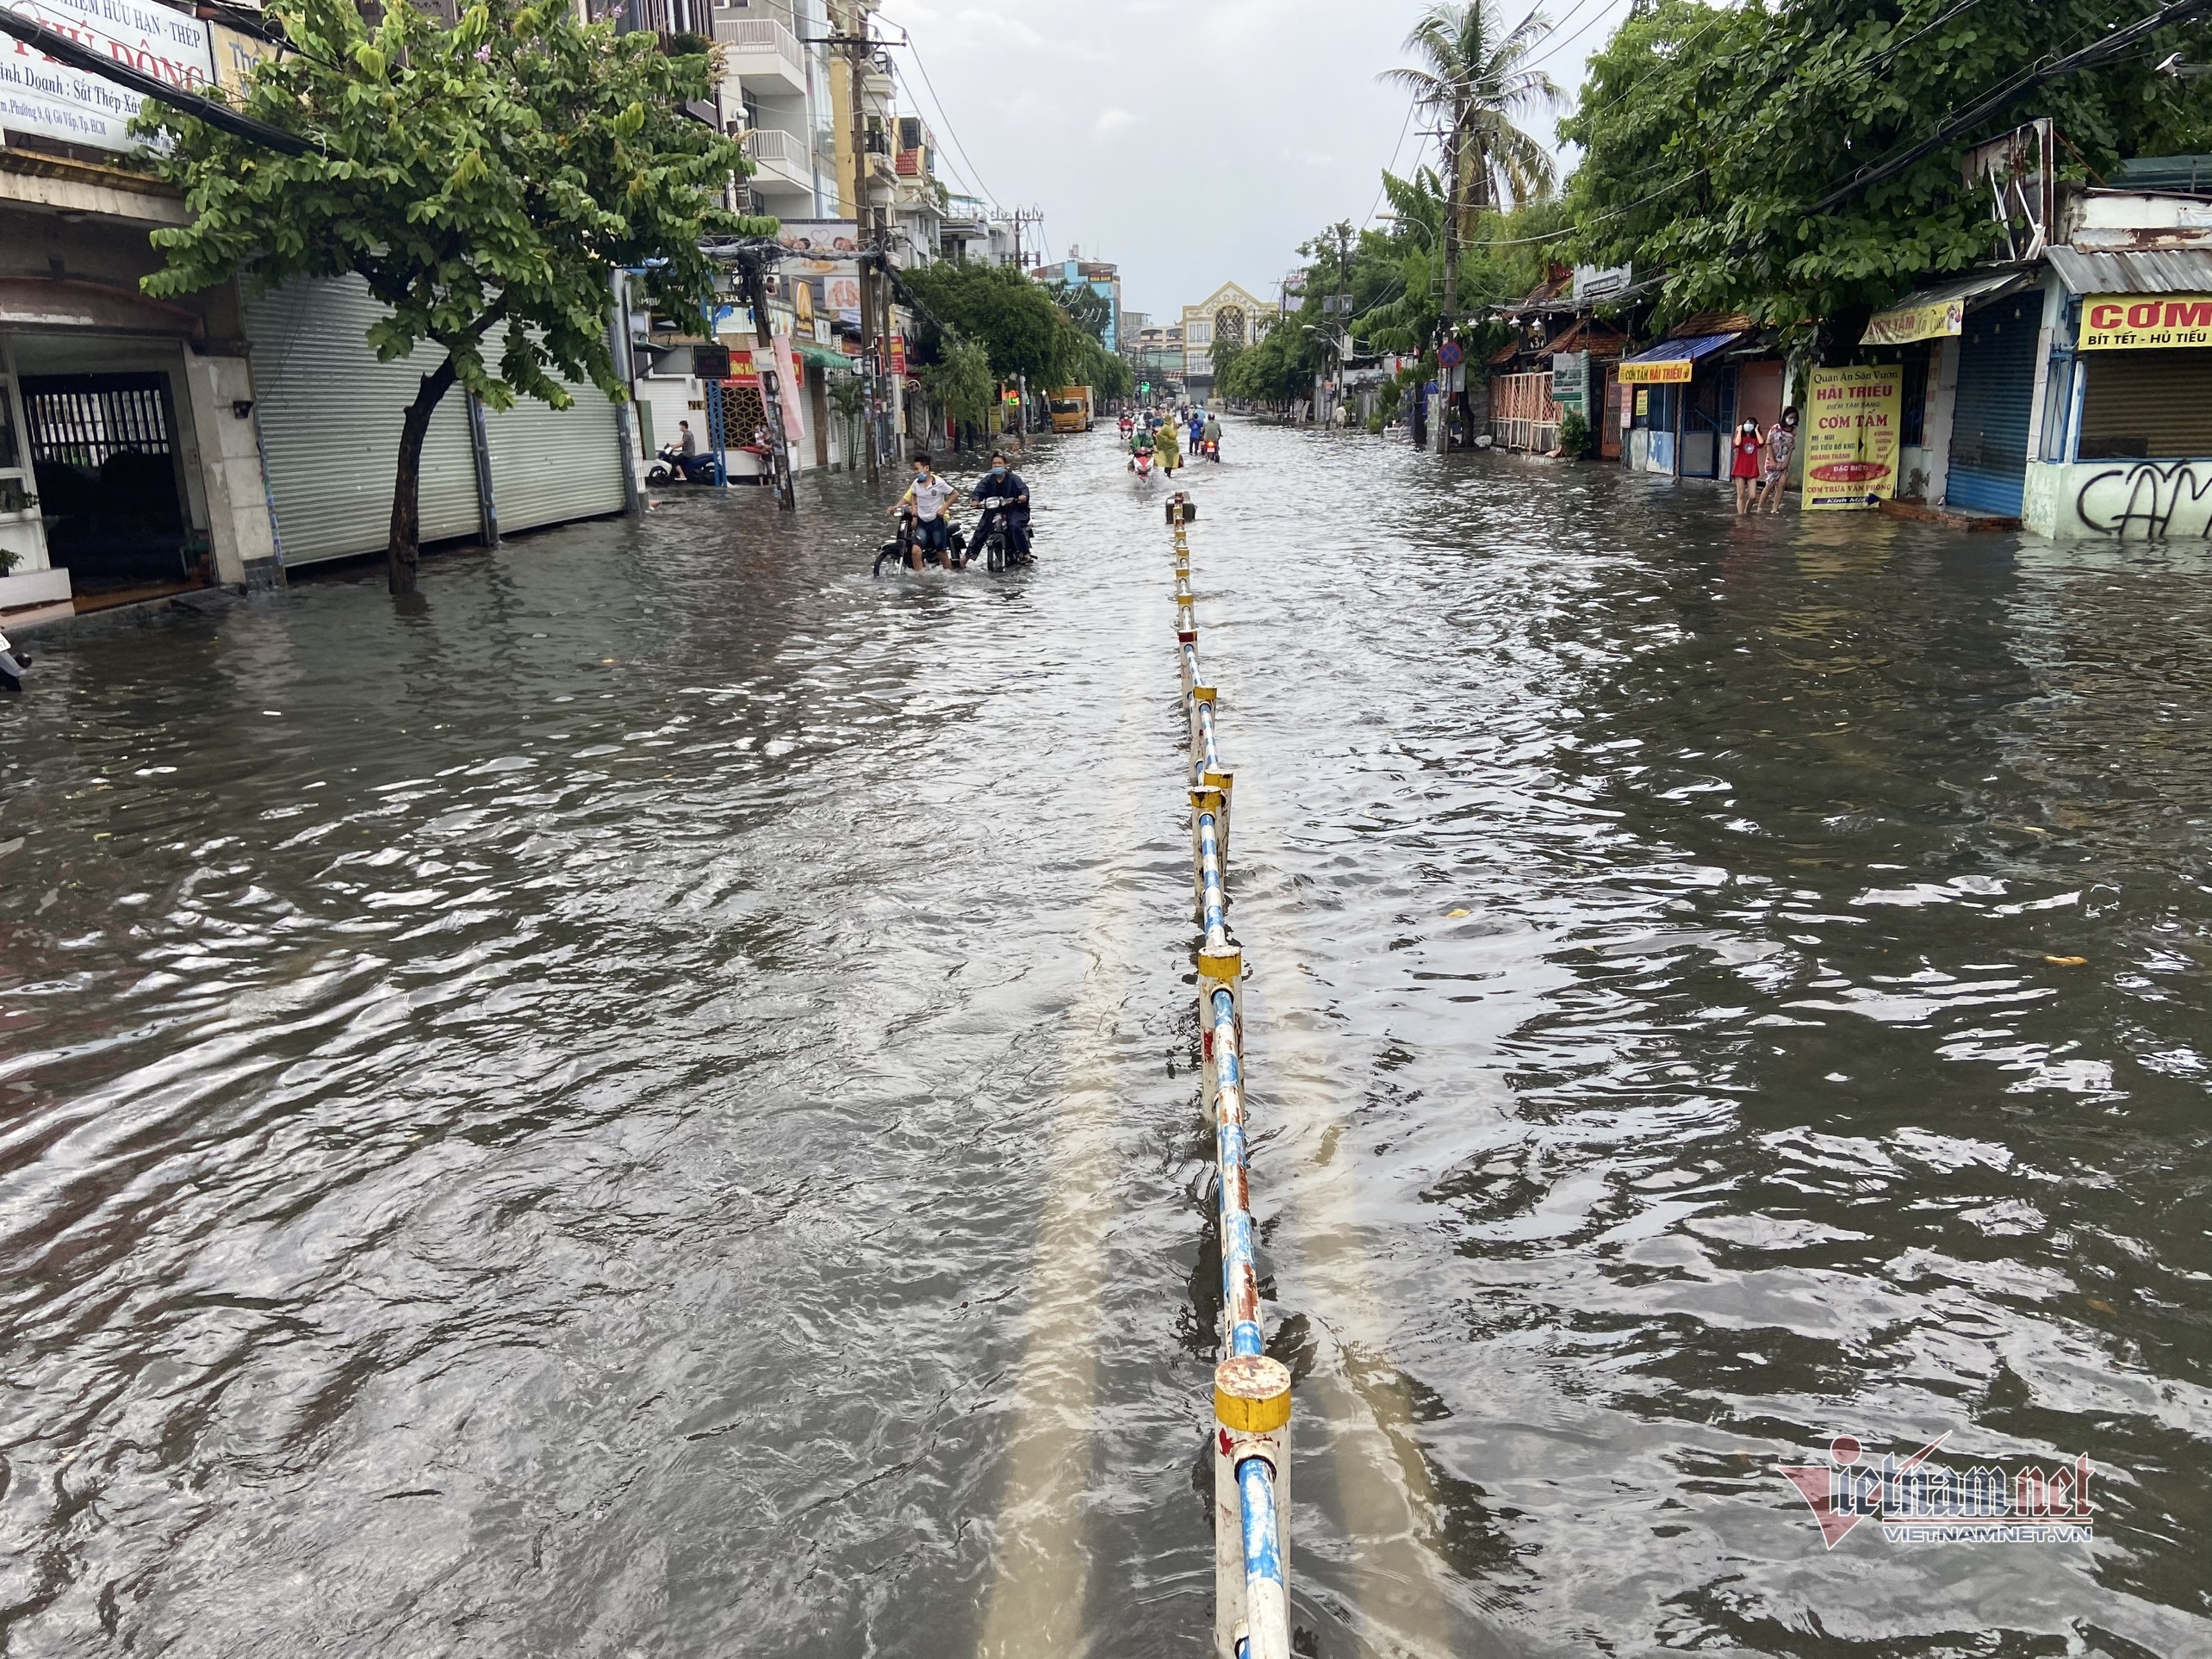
left=2024, top=458, right=2212, bottom=540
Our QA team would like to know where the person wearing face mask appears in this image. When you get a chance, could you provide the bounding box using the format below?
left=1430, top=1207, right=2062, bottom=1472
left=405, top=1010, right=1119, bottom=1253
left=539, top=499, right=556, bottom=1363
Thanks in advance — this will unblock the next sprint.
left=969, top=450, right=1033, bottom=565
left=1730, top=417, right=1763, bottom=515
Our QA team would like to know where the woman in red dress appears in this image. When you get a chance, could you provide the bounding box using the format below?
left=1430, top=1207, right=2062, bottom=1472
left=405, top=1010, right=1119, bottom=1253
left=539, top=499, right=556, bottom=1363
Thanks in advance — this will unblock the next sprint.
left=1730, top=419, right=1763, bottom=515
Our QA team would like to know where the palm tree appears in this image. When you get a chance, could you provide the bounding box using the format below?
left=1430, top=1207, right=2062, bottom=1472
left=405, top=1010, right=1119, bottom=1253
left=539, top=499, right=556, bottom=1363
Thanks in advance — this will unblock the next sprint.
left=1382, top=1, right=1560, bottom=331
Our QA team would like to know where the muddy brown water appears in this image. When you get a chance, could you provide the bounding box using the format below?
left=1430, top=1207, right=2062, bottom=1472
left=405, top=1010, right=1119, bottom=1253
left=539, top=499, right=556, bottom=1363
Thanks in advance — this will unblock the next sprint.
left=2, top=424, right=2207, bottom=1656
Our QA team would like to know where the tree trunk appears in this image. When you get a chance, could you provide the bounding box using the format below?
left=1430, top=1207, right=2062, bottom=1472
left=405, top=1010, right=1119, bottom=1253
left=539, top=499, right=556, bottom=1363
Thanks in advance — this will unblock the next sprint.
left=387, top=356, right=460, bottom=596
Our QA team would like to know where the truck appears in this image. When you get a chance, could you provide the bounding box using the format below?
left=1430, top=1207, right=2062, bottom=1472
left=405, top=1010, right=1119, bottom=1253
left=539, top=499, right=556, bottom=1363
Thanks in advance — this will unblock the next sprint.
left=1048, top=386, right=1093, bottom=433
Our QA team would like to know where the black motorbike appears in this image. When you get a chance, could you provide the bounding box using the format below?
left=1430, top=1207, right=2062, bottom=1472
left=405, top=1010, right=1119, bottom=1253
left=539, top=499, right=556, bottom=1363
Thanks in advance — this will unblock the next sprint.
left=645, top=444, right=718, bottom=487
left=972, top=506, right=1034, bottom=573
left=873, top=508, right=968, bottom=578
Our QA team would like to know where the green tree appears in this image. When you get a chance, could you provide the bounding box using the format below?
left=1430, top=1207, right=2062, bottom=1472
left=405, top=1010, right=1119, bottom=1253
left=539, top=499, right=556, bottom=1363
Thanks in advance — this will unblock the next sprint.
left=1383, top=1, right=1560, bottom=330
left=1210, top=335, right=1246, bottom=382
left=140, top=0, right=760, bottom=594
left=1560, top=0, right=2212, bottom=326
left=920, top=336, right=994, bottom=441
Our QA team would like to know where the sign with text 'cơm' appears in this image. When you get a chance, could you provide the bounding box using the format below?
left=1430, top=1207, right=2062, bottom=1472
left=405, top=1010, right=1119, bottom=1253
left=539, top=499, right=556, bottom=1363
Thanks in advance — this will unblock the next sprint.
left=1, top=0, right=214, bottom=152
left=1804, top=365, right=1902, bottom=512
left=2078, top=295, right=2212, bottom=351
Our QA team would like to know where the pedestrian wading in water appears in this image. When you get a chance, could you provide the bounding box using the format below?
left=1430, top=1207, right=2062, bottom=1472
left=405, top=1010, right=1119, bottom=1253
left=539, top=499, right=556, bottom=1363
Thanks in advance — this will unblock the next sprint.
left=1730, top=419, right=1762, bottom=514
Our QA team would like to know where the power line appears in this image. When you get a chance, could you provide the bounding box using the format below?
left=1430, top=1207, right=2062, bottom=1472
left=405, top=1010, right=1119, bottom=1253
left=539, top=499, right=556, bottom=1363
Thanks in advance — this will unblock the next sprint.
left=1363, top=101, right=1420, bottom=227
left=894, top=26, right=1001, bottom=210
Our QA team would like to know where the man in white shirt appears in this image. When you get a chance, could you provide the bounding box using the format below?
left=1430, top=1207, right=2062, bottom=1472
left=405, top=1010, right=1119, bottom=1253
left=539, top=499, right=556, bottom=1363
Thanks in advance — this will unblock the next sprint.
left=891, top=452, right=961, bottom=569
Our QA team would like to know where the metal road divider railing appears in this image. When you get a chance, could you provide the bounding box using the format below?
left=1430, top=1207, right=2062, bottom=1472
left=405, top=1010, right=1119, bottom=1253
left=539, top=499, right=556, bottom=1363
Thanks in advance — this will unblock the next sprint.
left=1169, top=491, right=1294, bottom=1659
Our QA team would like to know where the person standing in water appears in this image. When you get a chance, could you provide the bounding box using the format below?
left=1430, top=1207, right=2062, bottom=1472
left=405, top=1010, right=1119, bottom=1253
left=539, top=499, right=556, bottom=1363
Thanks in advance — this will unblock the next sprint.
left=1730, top=419, right=1762, bottom=515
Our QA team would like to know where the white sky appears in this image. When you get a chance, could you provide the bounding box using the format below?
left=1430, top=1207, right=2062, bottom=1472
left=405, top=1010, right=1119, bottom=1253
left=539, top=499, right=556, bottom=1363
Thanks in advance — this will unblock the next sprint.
left=874, top=0, right=1632, bottom=322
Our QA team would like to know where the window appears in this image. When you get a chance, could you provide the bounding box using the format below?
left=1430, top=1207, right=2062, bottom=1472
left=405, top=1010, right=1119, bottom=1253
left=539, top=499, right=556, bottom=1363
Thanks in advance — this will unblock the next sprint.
left=1186, top=320, right=1211, bottom=347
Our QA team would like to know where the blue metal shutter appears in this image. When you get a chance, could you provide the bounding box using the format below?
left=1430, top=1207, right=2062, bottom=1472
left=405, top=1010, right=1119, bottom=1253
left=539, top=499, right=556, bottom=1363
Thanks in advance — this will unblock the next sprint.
left=1947, top=295, right=2040, bottom=516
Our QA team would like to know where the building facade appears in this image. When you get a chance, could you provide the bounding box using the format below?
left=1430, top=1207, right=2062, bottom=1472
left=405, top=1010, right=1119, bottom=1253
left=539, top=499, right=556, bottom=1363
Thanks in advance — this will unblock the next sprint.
left=1179, top=282, right=1278, bottom=396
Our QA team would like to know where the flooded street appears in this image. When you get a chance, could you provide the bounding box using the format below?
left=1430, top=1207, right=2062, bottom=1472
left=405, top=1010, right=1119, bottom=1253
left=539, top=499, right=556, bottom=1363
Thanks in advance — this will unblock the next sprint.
left=3, top=420, right=2209, bottom=1656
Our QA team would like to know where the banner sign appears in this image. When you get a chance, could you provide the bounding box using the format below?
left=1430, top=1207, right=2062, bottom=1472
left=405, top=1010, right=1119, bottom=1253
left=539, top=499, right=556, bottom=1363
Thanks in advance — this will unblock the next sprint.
left=1617, top=357, right=1693, bottom=384
left=888, top=335, right=907, bottom=376
left=770, top=333, right=805, bottom=441
left=209, top=20, right=282, bottom=95
left=1804, top=365, right=1902, bottom=511
left=1, top=0, right=214, bottom=152
left=2078, top=295, right=2212, bottom=351
left=775, top=221, right=860, bottom=257
left=1862, top=299, right=1966, bottom=347
left=1550, top=349, right=1588, bottom=413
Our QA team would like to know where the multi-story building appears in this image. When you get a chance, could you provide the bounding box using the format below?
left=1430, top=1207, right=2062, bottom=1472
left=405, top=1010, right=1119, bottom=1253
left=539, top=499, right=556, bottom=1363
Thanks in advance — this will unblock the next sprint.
left=705, top=0, right=837, bottom=225
left=1180, top=281, right=1278, bottom=398
left=1028, top=249, right=1122, bottom=353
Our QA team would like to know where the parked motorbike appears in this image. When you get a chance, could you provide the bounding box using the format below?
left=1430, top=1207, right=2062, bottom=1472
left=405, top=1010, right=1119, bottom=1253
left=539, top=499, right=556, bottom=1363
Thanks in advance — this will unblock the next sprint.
left=645, top=444, right=718, bottom=487
left=873, top=508, right=968, bottom=578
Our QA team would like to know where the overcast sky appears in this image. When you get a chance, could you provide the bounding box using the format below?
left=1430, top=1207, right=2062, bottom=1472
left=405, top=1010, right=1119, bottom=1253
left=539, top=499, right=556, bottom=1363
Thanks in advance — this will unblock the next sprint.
left=873, top=0, right=1632, bottom=322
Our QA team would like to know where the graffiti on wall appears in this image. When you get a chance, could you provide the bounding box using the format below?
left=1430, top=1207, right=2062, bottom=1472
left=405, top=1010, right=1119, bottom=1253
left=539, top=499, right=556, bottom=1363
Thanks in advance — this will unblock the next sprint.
left=2073, top=461, right=2212, bottom=539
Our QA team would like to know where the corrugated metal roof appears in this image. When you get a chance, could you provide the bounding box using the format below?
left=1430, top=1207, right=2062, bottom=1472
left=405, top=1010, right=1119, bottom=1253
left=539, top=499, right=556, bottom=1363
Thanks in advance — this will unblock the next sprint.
left=1621, top=332, right=1740, bottom=364
left=1874, top=269, right=2027, bottom=312
left=2047, top=247, right=2212, bottom=294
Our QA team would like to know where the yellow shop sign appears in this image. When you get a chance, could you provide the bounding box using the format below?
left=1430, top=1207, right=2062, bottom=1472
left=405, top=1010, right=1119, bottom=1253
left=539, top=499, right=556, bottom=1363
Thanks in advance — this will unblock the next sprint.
left=2078, top=295, right=2212, bottom=350
left=1617, top=358, right=1693, bottom=384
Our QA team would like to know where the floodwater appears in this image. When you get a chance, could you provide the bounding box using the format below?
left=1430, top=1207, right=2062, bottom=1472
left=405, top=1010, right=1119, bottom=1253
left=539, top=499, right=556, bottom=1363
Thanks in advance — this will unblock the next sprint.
left=2, top=423, right=2208, bottom=1657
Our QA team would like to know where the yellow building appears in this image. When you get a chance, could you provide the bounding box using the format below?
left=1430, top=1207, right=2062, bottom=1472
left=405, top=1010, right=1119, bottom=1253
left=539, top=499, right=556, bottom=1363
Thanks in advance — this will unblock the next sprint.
left=1179, top=282, right=1280, bottom=388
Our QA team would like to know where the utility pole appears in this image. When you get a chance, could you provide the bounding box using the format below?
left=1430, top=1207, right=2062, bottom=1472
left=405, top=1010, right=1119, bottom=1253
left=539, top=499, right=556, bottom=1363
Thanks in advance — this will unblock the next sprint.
left=806, top=7, right=903, bottom=480
left=1429, top=115, right=1461, bottom=454
left=736, top=250, right=798, bottom=510
left=844, top=13, right=880, bottom=481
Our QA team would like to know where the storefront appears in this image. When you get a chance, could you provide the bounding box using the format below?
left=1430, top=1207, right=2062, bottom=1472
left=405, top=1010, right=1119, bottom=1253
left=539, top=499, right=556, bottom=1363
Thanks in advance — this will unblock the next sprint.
left=1945, top=289, right=2046, bottom=518
left=1, top=196, right=276, bottom=606
left=1618, top=332, right=1740, bottom=476
left=243, top=278, right=631, bottom=565
left=2022, top=249, right=2212, bottom=539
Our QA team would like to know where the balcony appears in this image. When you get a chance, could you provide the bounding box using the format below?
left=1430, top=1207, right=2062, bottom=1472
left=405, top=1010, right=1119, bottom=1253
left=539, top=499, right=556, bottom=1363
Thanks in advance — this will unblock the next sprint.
left=742, top=127, right=812, bottom=195
left=713, top=15, right=806, bottom=96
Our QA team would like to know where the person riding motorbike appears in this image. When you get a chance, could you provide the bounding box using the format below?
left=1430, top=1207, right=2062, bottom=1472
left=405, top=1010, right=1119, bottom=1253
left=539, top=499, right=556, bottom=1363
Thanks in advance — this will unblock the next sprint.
left=1128, top=422, right=1155, bottom=466
left=1202, top=410, right=1222, bottom=459
left=970, top=450, right=1032, bottom=564
left=890, top=453, right=961, bottom=569
left=1118, top=412, right=1134, bottom=438
left=1154, top=416, right=1182, bottom=474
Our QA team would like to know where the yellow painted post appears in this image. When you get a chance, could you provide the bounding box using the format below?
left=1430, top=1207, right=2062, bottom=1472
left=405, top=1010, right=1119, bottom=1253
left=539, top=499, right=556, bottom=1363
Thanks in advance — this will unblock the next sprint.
left=1214, top=1355, right=1292, bottom=1659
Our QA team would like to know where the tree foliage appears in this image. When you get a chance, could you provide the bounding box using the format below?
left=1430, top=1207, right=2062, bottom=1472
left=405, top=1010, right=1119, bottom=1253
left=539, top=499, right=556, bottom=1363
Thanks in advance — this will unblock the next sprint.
left=1560, top=0, right=2212, bottom=326
left=140, top=0, right=760, bottom=591
left=904, top=261, right=1128, bottom=398
left=1047, top=279, right=1112, bottom=343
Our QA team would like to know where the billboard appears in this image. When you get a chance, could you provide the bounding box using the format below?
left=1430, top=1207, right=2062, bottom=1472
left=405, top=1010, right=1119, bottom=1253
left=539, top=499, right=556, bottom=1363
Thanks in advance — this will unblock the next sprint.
left=1804, top=365, right=1902, bottom=511
left=1, top=0, right=214, bottom=152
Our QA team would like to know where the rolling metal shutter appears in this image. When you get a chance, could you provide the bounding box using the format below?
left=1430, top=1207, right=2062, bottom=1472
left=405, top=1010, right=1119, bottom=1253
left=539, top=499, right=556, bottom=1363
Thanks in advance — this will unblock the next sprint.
left=1946, top=294, right=2041, bottom=516
left=479, top=330, right=626, bottom=534
left=2078, top=348, right=2212, bottom=459
left=244, top=277, right=482, bottom=565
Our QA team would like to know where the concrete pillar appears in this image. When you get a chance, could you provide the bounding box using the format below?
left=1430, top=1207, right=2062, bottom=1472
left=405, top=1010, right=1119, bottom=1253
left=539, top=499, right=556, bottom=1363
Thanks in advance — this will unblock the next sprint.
left=180, top=350, right=281, bottom=587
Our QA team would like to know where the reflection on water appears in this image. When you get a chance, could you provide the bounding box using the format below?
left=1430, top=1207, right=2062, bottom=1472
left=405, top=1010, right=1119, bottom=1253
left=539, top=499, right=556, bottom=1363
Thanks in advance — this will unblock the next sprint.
left=2, top=429, right=2208, bottom=1656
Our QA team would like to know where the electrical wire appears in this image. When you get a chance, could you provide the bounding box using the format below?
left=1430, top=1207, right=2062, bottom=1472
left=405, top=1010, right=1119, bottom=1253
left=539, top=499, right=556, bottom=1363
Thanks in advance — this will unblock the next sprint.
left=895, top=25, right=1001, bottom=210
left=1363, top=101, right=1420, bottom=227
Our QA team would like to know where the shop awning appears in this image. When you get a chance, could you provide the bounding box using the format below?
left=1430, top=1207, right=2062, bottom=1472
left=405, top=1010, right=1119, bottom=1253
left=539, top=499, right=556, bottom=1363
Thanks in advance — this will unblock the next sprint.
left=1616, top=332, right=1740, bottom=383
left=1861, top=270, right=2026, bottom=345
left=2047, top=246, right=2212, bottom=295
left=794, top=339, right=858, bottom=371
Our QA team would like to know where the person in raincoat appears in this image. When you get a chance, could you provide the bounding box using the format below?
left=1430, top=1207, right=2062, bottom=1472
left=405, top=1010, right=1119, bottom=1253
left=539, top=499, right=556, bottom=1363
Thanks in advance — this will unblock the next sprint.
left=1154, top=412, right=1183, bottom=473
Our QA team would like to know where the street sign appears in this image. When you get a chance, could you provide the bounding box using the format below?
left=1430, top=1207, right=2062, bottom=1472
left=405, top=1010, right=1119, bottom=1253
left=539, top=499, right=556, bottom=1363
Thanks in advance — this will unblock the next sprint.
left=1438, top=340, right=1464, bottom=370
left=1140, top=381, right=1151, bottom=393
